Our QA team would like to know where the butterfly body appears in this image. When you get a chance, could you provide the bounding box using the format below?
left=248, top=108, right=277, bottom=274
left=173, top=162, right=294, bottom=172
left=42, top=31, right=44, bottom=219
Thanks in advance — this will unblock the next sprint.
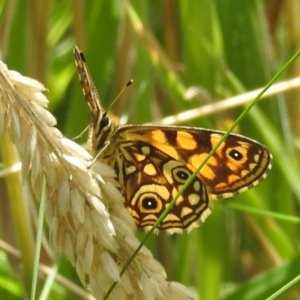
left=73, top=46, right=272, bottom=234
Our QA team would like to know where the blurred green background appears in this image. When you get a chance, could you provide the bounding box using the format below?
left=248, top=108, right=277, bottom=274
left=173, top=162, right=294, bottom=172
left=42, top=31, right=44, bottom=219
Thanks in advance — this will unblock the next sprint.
left=0, top=0, right=300, bottom=299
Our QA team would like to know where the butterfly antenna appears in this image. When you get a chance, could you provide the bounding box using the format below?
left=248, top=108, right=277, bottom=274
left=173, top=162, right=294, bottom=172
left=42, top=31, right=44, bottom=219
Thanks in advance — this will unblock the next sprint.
left=107, top=79, right=134, bottom=111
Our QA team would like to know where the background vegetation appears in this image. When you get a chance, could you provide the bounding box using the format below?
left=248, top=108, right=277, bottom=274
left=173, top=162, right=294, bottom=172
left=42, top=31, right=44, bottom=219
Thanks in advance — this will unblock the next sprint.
left=0, top=0, right=300, bottom=299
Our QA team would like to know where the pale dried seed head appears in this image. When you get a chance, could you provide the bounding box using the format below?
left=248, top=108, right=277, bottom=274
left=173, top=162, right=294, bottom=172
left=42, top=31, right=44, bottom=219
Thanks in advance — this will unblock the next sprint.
left=89, top=194, right=107, bottom=216
left=45, top=197, right=55, bottom=222
left=9, top=70, right=47, bottom=92
left=50, top=127, right=63, bottom=139
left=91, top=266, right=114, bottom=299
left=8, top=106, right=20, bottom=141
left=62, top=153, right=87, bottom=171
left=76, top=258, right=88, bottom=285
left=57, top=179, right=70, bottom=215
left=124, top=235, right=153, bottom=258
left=32, top=171, right=43, bottom=202
left=25, top=125, right=38, bottom=175
left=30, top=101, right=57, bottom=126
left=54, top=223, right=67, bottom=254
left=64, top=231, right=76, bottom=265
left=49, top=215, right=59, bottom=245
left=140, top=273, right=155, bottom=300
left=0, top=96, right=5, bottom=138
left=110, top=213, right=136, bottom=235
left=0, top=60, right=197, bottom=299
left=61, top=137, right=92, bottom=161
left=83, top=237, right=94, bottom=272
left=30, top=148, right=41, bottom=184
left=100, top=251, right=120, bottom=282
left=70, top=188, right=85, bottom=223
left=91, top=209, right=115, bottom=237
left=75, top=171, right=101, bottom=196
left=42, top=153, right=57, bottom=188
left=142, top=259, right=167, bottom=281
left=102, top=180, right=124, bottom=204
left=91, top=160, right=117, bottom=178
left=118, top=270, right=135, bottom=295
left=111, top=283, right=129, bottom=300
left=166, top=282, right=197, bottom=300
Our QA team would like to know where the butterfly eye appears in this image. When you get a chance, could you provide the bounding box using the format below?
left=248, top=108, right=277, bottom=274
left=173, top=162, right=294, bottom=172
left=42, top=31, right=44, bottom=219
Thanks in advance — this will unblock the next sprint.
left=172, top=167, right=191, bottom=183
left=228, top=149, right=243, bottom=161
left=100, top=113, right=110, bottom=130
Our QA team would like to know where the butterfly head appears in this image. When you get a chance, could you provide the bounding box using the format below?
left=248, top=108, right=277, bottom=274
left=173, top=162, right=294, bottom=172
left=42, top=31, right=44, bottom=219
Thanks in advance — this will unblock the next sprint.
left=91, top=111, right=119, bottom=152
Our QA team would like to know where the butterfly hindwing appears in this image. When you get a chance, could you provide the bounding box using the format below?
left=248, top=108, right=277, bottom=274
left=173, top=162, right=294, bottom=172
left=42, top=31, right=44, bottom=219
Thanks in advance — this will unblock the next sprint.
left=117, top=139, right=210, bottom=233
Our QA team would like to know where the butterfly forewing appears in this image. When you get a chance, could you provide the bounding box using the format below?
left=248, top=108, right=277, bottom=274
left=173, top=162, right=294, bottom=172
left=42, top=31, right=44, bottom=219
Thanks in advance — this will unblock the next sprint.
left=116, top=126, right=272, bottom=200
left=73, top=46, right=273, bottom=234
left=73, top=46, right=119, bottom=153
left=74, top=46, right=101, bottom=113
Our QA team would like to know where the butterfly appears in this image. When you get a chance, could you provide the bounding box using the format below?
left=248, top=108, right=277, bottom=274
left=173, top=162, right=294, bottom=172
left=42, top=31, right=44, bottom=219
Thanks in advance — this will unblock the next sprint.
left=73, top=46, right=272, bottom=234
